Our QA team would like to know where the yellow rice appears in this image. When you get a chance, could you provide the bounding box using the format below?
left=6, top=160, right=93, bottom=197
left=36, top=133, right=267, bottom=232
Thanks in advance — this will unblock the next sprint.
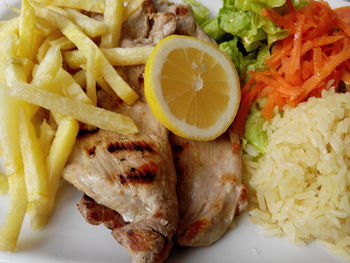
left=243, top=89, right=350, bottom=260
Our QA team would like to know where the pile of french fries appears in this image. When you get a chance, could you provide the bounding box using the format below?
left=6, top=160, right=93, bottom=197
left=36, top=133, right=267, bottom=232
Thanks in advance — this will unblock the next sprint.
left=0, top=0, right=152, bottom=251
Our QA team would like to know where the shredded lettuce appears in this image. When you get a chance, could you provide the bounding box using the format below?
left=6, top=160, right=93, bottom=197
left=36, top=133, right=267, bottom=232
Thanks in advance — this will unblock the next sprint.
left=182, top=0, right=210, bottom=26
left=201, top=0, right=290, bottom=82
left=244, top=100, right=268, bottom=154
left=219, top=38, right=270, bottom=80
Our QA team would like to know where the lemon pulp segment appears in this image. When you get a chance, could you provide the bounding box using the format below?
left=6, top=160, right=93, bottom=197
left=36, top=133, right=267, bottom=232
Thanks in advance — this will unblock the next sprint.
left=145, top=35, right=240, bottom=141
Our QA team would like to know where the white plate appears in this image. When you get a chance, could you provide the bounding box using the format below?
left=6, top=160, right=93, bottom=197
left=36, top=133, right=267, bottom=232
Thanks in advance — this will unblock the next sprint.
left=0, top=0, right=349, bottom=262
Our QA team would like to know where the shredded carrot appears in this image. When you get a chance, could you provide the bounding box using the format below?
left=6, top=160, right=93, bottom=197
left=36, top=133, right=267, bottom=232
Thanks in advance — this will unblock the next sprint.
left=235, top=0, right=350, bottom=136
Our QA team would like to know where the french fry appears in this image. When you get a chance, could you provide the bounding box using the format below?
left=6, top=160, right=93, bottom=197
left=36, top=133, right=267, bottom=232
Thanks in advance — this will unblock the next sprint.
left=0, top=171, right=27, bottom=251
left=65, top=8, right=106, bottom=38
left=0, top=81, right=139, bottom=135
left=63, top=49, right=84, bottom=69
left=102, top=46, right=153, bottom=65
left=31, top=45, right=62, bottom=91
left=39, top=120, right=55, bottom=157
left=100, top=0, right=123, bottom=48
left=36, top=30, right=62, bottom=62
left=0, top=35, right=24, bottom=176
left=36, top=7, right=139, bottom=105
left=0, top=17, right=19, bottom=40
left=31, top=0, right=105, bottom=13
left=18, top=0, right=42, bottom=60
left=0, top=38, right=28, bottom=243
left=35, top=16, right=56, bottom=37
left=55, top=68, right=92, bottom=104
left=73, top=69, right=86, bottom=87
left=123, top=0, right=145, bottom=22
left=19, top=110, right=48, bottom=204
left=72, top=69, right=115, bottom=97
left=64, top=46, right=153, bottom=67
left=31, top=117, right=79, bottom=228
left=49, top=36, right=75, bottom=50
left=96, top=74, right=115, bottom=96
left=86, top=45, right=97, bottom=105
left=0, top=173, right=8, bottom=195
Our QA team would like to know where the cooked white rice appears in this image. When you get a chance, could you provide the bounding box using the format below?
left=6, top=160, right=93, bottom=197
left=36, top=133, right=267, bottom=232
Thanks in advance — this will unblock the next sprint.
left=243, top=89, right=350, bottom=260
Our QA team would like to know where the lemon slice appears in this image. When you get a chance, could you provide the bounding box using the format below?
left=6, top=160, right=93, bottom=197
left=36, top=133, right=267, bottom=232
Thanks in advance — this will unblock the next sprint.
left=144, top=35, right=240, bottom=141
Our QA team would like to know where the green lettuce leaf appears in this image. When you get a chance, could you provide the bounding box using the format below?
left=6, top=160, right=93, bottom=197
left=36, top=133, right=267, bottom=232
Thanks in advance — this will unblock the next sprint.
left=202, top=18, right=226, bottom=40
left=182, top=0, right=210, bottom=26
left=244, top=101, right=268, bottom=154
left=219, top=38, right=270, bottom=81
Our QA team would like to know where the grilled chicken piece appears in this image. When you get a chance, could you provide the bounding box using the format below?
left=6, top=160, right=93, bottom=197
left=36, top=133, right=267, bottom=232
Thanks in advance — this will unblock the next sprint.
left=170, top=133, right=248, bottom=247
left=63, top=2, right=182, bottom=262
left=63, top=100, right=178, bottom=262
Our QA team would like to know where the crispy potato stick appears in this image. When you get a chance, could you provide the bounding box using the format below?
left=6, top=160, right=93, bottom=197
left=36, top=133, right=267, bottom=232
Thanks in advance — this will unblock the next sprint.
left=18, top=0, right=41, bottom=60
left=0, top=81, right=139, bottom=134
left=0, top=97, right=23, bottom=175
left=102, top=46, right=153, bottom=65
left=0, top=173, right=8, bottom=195
left=0, top=17, right=19, bottom=40
left=31, top=117, right=79, bottom=228
left=101, top=0, right=123, bottom=48
left=0, top=36, right=24, bottom=176
left=32, top=45, right=62, bottom=91
left=35, top=17, right=56, bottom=36
left=36, top=31, right=62, bottom=62
left=55, top=68, right=92, bottom=104
left=63, top=49, right=84, bottom=69
left=64, top=46, right=153, bottom=68
left=65, top=8, right=106, bottom=38
left=123, top=0, right=145, bottom=22
left=86, top=45, right=97, bottom=105
left=39, top=120, right=55, bottom=157
left=36, top=7, right=139, bottom=105
left=0, top=171, right=27, bottom=251
left=49, top=36, right=75, bottom=50
left=46, top=5, right=67, bottom=16
left=8, top=57, right=34, bottom=82
left=19, top=110, right=48, bottom=204
left=32, top=0, right=105, bottom=13
left=73, top=69, right=86, bottom=87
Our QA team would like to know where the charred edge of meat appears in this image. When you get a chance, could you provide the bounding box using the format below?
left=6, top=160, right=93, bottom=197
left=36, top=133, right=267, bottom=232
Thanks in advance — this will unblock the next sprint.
left=78, top=128, right=99, bottom=138
left=118, top=161, right=158, bottom=185
left=77, top=194, right=128, bottom=229
left=172, top=145, right=183, bottom=155
left=107, top=141, right=156, bottom=153
left=85, top=146, right=96, bottom=158
left=175, top=5, right=189, bottom=16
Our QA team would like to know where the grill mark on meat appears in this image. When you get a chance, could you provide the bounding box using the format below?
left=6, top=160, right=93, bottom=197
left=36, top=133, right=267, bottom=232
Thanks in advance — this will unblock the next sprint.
left=107, top=141, right=156, bottom=153
left=172, top=145, right=183, bottom=154
left=85, top=146, right=96, bottom=158
left=118, top=161, right=158, bottom=185
left=175, top=6, right=189, bottom=16
left=78, top=128, right=99, bottom=138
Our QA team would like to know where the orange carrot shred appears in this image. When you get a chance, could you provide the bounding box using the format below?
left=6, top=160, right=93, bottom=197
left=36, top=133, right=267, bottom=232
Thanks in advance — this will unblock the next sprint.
left=235, top=0, right=350, bottom=136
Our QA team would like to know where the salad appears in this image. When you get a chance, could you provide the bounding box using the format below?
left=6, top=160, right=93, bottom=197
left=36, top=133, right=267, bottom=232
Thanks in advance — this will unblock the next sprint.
left=187, top=0, right=350, bottom=260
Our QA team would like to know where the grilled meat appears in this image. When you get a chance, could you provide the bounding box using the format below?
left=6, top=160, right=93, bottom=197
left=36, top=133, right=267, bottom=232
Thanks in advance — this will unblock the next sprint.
left=63, top=0, right=246, bottom=261
left=171, top=133, right=248, bottom=247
